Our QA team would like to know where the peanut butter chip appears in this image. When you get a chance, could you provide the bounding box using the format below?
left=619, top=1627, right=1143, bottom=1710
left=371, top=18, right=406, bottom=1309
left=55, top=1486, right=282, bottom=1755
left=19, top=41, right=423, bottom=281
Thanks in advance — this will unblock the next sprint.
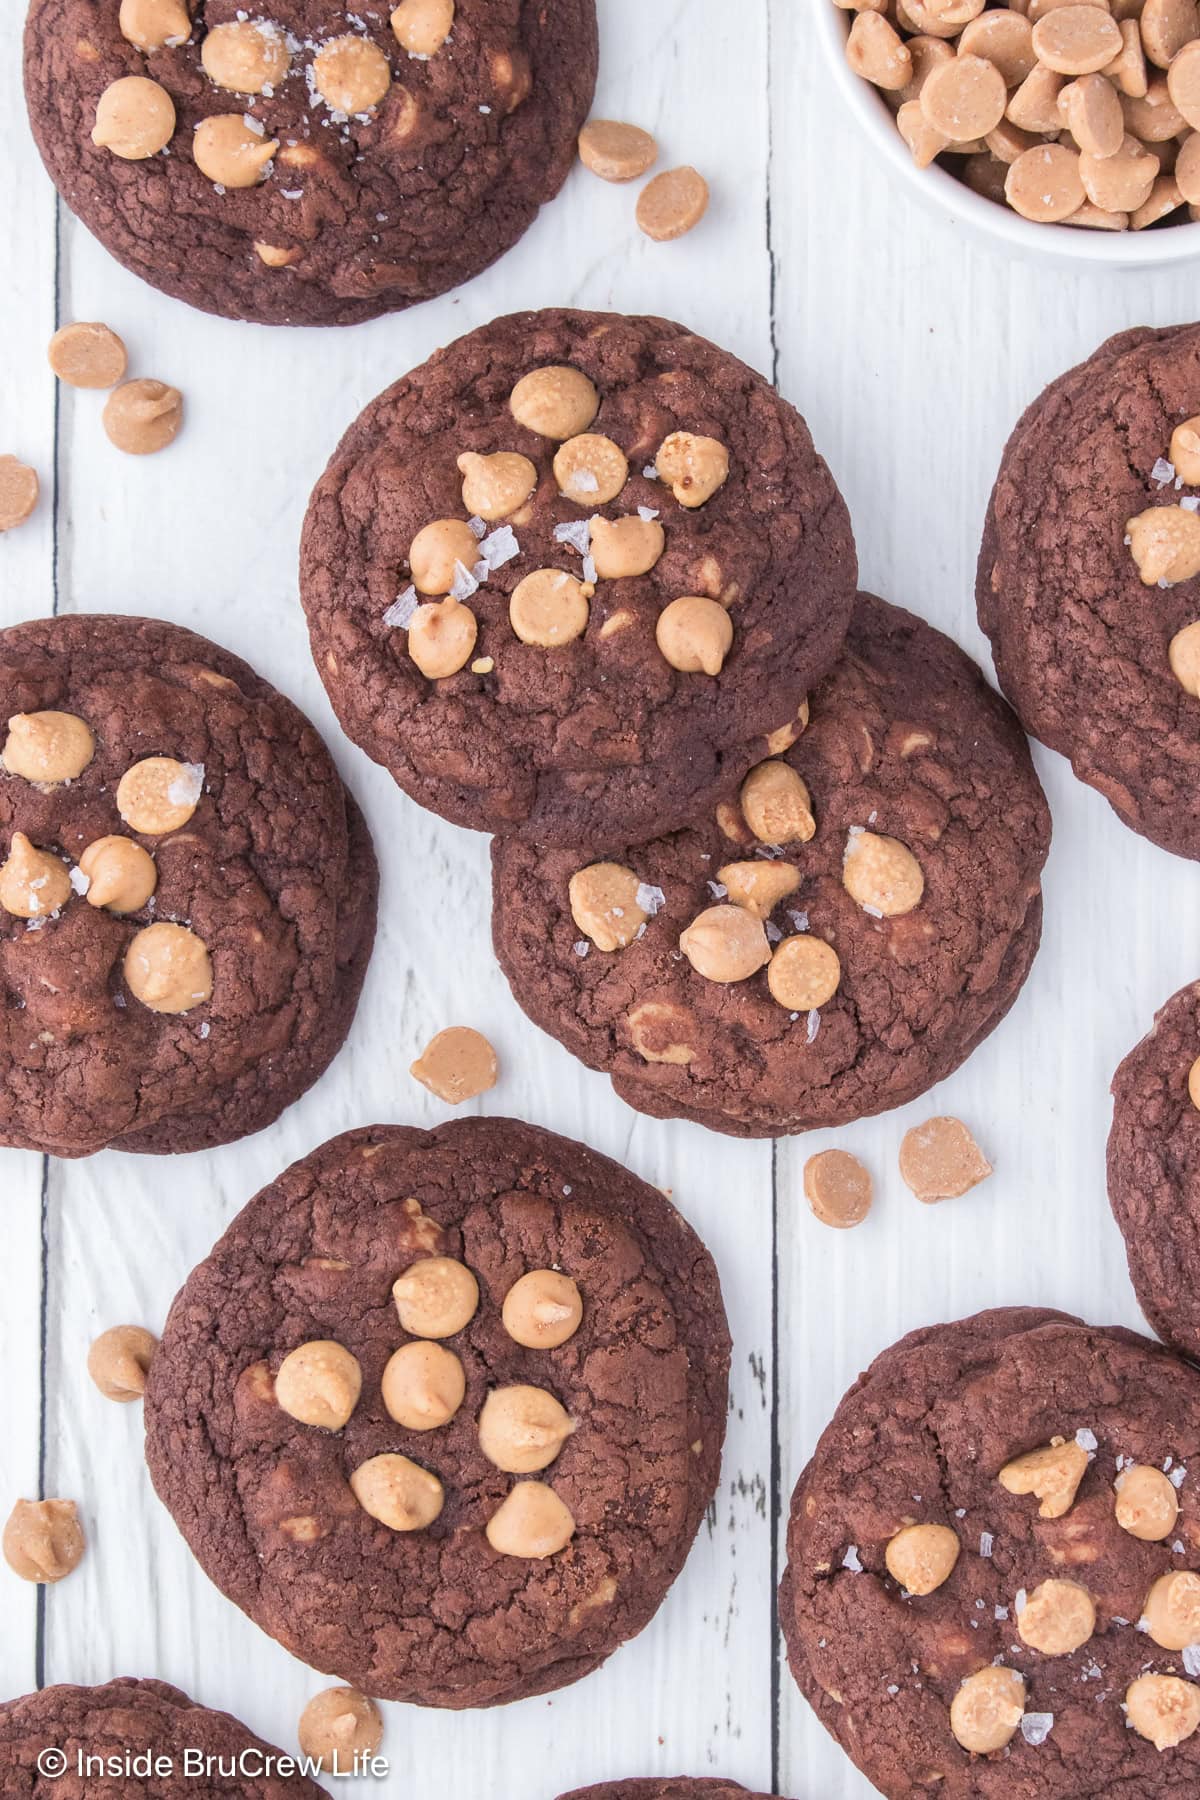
left=1170, top=41, right=1200, bottom=129
left=274, top=1341, right=362, bottom=1431
left=1059, top=73, right=1125, bottom=157
left=102, top=379, right=183, bottom=455
left=1080, top=134, right=1159, bottom=212
left=255, top=241, right=301, bottom=268
left=898, top=1116, right=992, bottom=1203
left=768, top=935, right=841, bottom=1011
left=510, top=569, right=591, bottom=646
left=1032, top=6, right=1122, bottom=75
left=740, top=760, right=816, bottom=845
left=885, top=1522, right=960, bottom=1595
left=921, top=54, right=1007, bottom=141
left=950, top=1667, right=1026, bottom=1755
left=0, top=458, right=39, bottom=533
left=959, top=12, right=1035, bottom=86
left=1142, top=0, right=1200, bottom=70
left=679, top=903, right=771, bottom=983
left=393, top=1256, right=479, bottom=1338
left=502, top=1271, right=583, bottom=1349
left=847, top=12, right=913, bottom=90
left=589, top=515, right=665, bottom=579
left=457, top=450, right=537, bottom=521
left=87, top=1324, right=158, bottom=1401
left=297, top=1689, right=383, bottom=1774
left=392, top=0, right=455, bottom=58
left=842, top=829, right=924, bottom=916
left=1005, top=143, right=1086, bottom=221
left=48, top=322, right=128, bottom=390
left=124, top=921, right=212, bottom=1014
left=1018, top=1577, right=1096, bottom=1655
left=803, top=1149, right=873, bottom=1230
left=312, top=36, right=393, bottom=114
left=509, top=366, right=599, bottom=440
left=2, top=710, right=94, bottom=784
left=569, top=861, right=648, bottom=951
left=578, top=119, right=658, bottom=182
left=655, top=432, right=730, bottom=508
left=408, top=599, right=477, bottom=678
left=636, top=166, right=710, bottom=240
left=1115, top=1464, right=1180, bottom=1541
left=486, top=1481, right=575, bottom=1558
left=381, top=1341, right=465, bottom=1430
left=1169, top=622, right=1200, bottom=696
left=656, top=596, right=733, bottom=675
left=117, top=756, right=203, bottom=833
left=193, top=114, right=279, bottom=187
left=999, top=1437, right=1089, bottom=1518
left=1143, top=1570, right=1200, bottom=1649
left=478, top=1385, right=575, bottom=1474
left=717, top=860, right=800, bottom=919
left=92, top=76, right=176, bottom=159
left=554, top=434, right=628, bottom=505
left=409, top=1025, right=498, bottom=1104
left=350, top=1453, right=443, bottom=1532
left=626, top=999, right=696, bottom=1065
left=0, top=834, right=71, bottom=920
left=1126, top=1673, right=1200, bottom=1750
left=202, top=20, right=289, bottom=94
left=119, top=0, right=192, bottom=54
left=1171, top=416, right=1200, bottom=484
left=1189, top=1052, right=1200, bottom=1111
left=1128, top=505, right=1200, bottom=584
left=2, top=1499, right=85, bottom=1584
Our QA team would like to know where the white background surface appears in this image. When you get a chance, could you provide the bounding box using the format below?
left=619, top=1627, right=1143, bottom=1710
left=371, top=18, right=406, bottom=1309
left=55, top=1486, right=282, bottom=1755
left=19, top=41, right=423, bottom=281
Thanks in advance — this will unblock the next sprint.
left=2, top=5, right=1199, bottom=1797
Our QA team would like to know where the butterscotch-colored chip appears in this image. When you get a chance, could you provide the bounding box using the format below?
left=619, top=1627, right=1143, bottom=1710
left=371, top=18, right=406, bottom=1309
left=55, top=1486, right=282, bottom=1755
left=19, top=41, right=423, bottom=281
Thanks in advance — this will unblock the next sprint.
left=553, top=434, right=628, bottom=506
left=201, top=20, right=289, bottom=94
left=274, top=1340, right=362, bottom=1431
left=1007, top=63, right=1066, bottom=133
left=1126, top=1673, right=1200, bottom=1750
left=1178, top=130, right=1200, bottom=204
left=193, top=113, right=278, bottom=187
left=255, top=241, right=302, bottom=267
left=510, top=569, right=591, bottom=647
left=1017, top=1577, right=1096, bottom=1655
left=1079, top=133, right=1160, bottom=211
left=485, top=1480, right=575, bottom=1558
left=409, top=519, right=479, bottom=595
left=768, top=935, right=841, bottom=1011
left=0, top=833, right=70, bottom=920
left=636, top=166, right=710, bottom=241
left=117, top=756, right=203, bottom=833
left=457, top=450, right=537, bottom=521
left=312, top=35, right=392, bottom=114
left=408, top=598, right=478, bottom=678
left=1128, top=504, right=1200, bottom=585
left=118, top=0, right=191, bottom=54
left=1189, top=1052, right=1200, bottom=1110
left=92, top=75, right=176, bottom=159
left=393, top=1256, right=479, bottom=1338
left=1114, top=1463, right=1180, bottom=1541
left=569, top=861, right=649, bottom=951
left=920, top=54, right=1007, bottom=141
left=1108, top=18, right=1149, bottom=101
left=655, top=432, right=729, bottom=508
left=999, top=1436, right=1089, bottom=1518
left=392, top=0, right=455, bottom=58
left=1123, top=76, right=1187, bottom=140
left=898, top=99, right=950, bottom=168
left=847, top=11, right=913, bottom=89
left=578, top=118, right=657, bottom=182
left=898, top=1116, right=992, bottom=1203
left=2, top=710, right=93, bottom=784
left=717, top=859, right=800, bottom=919
left=87, top=1324, right=158, bottom=1402
left=48, top=322, right=128, bottom=390
left=1169, top=621, right=1200, bottom=696
left=1131, top=174, right=1183, bottom=228
left=679, top=903, right=771, bottom=983
left=949, top=1667, right=1025, bottom=1755
left=1169, top=38, right=1200, bottom=127
left=1142, top=0, right=1200, bottom=70
left=1032, top=6, right=1122, bottom=74
left=124, top=920, right=213, bottom=1014
left=589, top=515, right=665, bottom=579
left=740, top=760, right=815, bottom=845
left=102, top=379, right=183, bottom=455
left=297, top=1688, right=383, bottom=1774
left=885, top=1522, right=959, bottom=1595
left=959, top=11, right=1036, bottom=87
left=2, top=1499, right=85, bottom=1584
left=626, top=999, right=697, bottom=1064
left=478, top=1385, right=575, bottom=1474
left=1059, top=73, right=1124, bottom=157
left=350, top=1454, right=443, bottom=1532
left=509, top=366, right=599, bottom=439
left=1005, top=142, right=1086, bottom=220
left=803, top=1148, right=873, bottom=1230
left=1171, top=416, right=1200, bottom=484
left=409, top=1025, right=498, bottom=1104
left=655, top=595, right=733, bottom=675
left=1142, top=1569, right=1200, bottom=1650
left=502, top=1271, right=583, bottom=1349
left=842, top=829, right=924, bottom=916
left=0, top=458, right=40, bottom=534
left=381, top=1341, right=465, bottom=1431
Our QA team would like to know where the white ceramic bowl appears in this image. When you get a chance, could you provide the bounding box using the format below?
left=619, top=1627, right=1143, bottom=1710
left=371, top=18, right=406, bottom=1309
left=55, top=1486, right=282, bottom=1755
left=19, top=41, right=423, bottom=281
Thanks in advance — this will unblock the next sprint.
left=813, top=3, right=1200, bottom=269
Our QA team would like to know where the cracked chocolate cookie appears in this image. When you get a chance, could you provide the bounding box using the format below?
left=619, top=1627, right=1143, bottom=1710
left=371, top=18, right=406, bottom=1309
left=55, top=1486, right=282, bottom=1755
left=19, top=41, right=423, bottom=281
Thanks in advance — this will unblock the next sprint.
left=1108, top=980, right=1200, bottom=1360
left=23, top=0, right=596, bottom=328
left=491, top=592, right=1050, bottom=1137
left=979, top=323, right=1200, bottom=861
left=144, top=1118, right=731, bottom=1708
left=781, top=1307, right=1200, bottom=1799
left=557, top=1785, right=789, bottom=1800
left=0, top=613, right=376, bottom=1157
left=0, top=1677, right=327, bottom=1796
left=300, top=307, right=857, bottom=848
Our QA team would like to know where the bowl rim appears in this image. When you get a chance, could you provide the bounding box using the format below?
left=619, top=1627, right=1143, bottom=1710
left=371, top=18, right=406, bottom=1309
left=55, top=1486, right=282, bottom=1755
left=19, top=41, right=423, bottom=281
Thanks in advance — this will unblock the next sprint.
left=811, top=3, right=1200, bottom=266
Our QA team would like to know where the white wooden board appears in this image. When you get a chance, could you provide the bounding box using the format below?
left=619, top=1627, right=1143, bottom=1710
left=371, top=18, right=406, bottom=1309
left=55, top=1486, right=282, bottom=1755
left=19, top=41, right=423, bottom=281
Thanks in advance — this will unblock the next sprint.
left=1, top=5, right=1199, bottom=1797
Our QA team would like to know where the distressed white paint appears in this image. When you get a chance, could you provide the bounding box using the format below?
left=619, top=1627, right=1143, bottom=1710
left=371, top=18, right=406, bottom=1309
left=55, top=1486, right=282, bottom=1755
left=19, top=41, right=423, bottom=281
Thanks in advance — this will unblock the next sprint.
left=2, top=4, right=1199, bottom=1797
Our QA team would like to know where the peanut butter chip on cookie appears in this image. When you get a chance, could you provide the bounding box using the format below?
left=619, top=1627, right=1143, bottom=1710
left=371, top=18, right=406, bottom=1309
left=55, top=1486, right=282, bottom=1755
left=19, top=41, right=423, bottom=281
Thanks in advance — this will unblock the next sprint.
left=202, top=20, right=289, bottom=94
left=2, top=1499, right=85, bottom=1584
left=102, top=379, right=183, bottom=455
left=48, top=322, right=128, bottom=390
left=478, top=1385, right=575, bottom=1474
left=1115, top=1464, right=1180, bottom=1541
left=717, top=860, right=800, bottom=919
left=842, top=829, right=924, bottom=916
left=3, top=710, right=94, bottom=784
left=0, top=834, right=71, bottom=920
left=312, top=36, right=392, bottom=114
left=381, top=1341, right=465, bottom=1430
left=679, top=903, right=771, bottom=983
left=1142, top=1570, right=1200, bottom=1650
left=1171, top=416, right=1200, bottom=484
left=117, top=756, right=203, bottom=833
left=87, top=1325, right=158, bottom=1402
left=298, top=1689, right=383, bottom=1774
left=119, top=0, right=192, bottom=53
left=554, top=434, right=628, bottom=506
left=393, top=1256, right=479, bottom=1338
left=803, top=1149, right=873, bottom=1230
left=656, top=596, right=733, bottom=675
left=999, top=1437, right=1089, bottom=1518
left=193, top=114, right=279, bottom=187
left=92, top=75, right=176, bottom=159
left=124, top=921, right=212, bottom=1014
left=589, top=515, right=665, bottom=579
left=740, top=761, right=815, bottom=845
left=569, top=861, right=648, bottom=950
left=509, top=366, right=599, bottom=439
left=408, top=599, right=477, bottom=678
left=457, top=450, right=537, bottom=521
left=578, top=118, right=658, bottom=182
left=885, top=1522, right=960, bottom=1595
left=655, top=432, right=729, bottom=509
left=510, top=570, right=591, bottom=646
left=768, top=935, right=841, bottom=1011
left=1189, top=1053, right=1200, bottom=1111
left=1018, top=1578, right=1096, bottom=1655
left=392, top=0, right=455, bottom=58
left=626, top=999, right=696, bottom=1065
left=0, top=458, right=40, bottom=533
left=409, top=1026, right=498, bottom=1104
left=503, top=1271, right=583, bottom=1349
left=275, top=1341, right=362, bottom=1431
left=350, top=1454, right=443, bottom=1531
left=486, top=1481, right=575, bottom=1558
left=1126, top=1673, right=1200, bottom=1749
left=950, top=1668, right=1026, bottom=1754
left=1128, top=505, right=1200, bottom=585
left=899, top=1117, right=992, bottom=1203
left=1169, top=621, right=1200, bottom=695
left=636, top=167, right=710, bottom=240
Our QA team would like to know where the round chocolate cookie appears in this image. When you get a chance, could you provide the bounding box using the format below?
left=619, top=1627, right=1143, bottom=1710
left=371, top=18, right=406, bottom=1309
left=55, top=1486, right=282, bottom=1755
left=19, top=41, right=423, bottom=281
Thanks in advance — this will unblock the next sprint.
left=144, top=1118, right=731, bottom=1708
left=1108, top=981, right=1200, bottom=1360
left=491, top=593, right=1050, bottom=1137
left=300, top=307, right=856, bottom=848
left=557, top=1784, right=788, bottom=1800
left=23, top=1, right=596, bottom=328
left=979, top=323, right=1200, bottom=861
left=0, top=613, right=376, bottom=1158
left=781, top=1307, right=1200, bottom=1799
left=0, top=1677, right=327, bottom=1797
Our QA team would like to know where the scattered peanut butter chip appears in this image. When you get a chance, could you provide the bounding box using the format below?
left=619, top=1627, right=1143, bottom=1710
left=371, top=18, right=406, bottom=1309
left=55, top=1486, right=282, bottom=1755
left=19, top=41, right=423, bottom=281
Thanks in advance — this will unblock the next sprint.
left=48, top=322, right=128, bottom=390
left=1127, top=504, right=1200, bottom=585
left=656, top=431, right=729, bottom=508
left=578, top=118, right=658, bottom=182
left=899, top=1117, right=992, bottom=1203
left=392, top=0, right=455, bottom=59
left=1169, top=621, right=1200, bottom=696
left=1114, top=1463, right=1180, bottom=1541
left=312, top=35, right=393, bottom=115
left=803, top=1149, right=872, bottom=1229
left=2, top=1498, right=85, bottom=1584
left=679, top=903, right=771, bottom=983
left=201, top=20, right=290, bottom=95
left=478, top=1384, right=575, bottom=1474
left=0, top=833, right=71, bottom=920
left=1125, top=1673, right=1200, bottom=1750
left=998, top=1436, right=1089, bottom=1519
left=485, top=1480, right=575, bottom=1558
left=117, top=756, right=203, bottom=833
left=393, top=1255, right=479, bottom=1338
left=950, top=1667, right=1025, bottom=1756
left=502, top=1270, right=583, bottom=1349
left=1189, top=1052, right=1200, bottom=1110
left=92, top=75, right=176, bottom=159
left=1142, top=1570, right=1200, bottom=1650
left=768, top=935, right=841, bottom=1011
left=656, top=595, right=733, bottom=675
left=410, top=1026, right=498, bottom=1104
left=842, top=829, right=924, bottom=916
left=0, top=458, right=39, bottom=534
left=119, top=0, right=192, bottom=54
left=193, top=114, right=279, bottom=188
left=350, top=1453, right=443, bottom=1532
left=408, top=598, right=477, bottom=678
left=102, top=379, right=183, bottom=455
left=636, top=166, right=710, bottom=241
left=457, top=450, right=537, bottom=521
left=87, top=1324, right=158, bottom=1401
left=1017, top=1577, right=1096, bottom=1655
left=1171, top=415, right=1200, bottom=484
left=380, top=1340, right=465, bottom=1431
left=885, top=1521, right=960, bottom=1594
left=509, top=366, right=598, bottom=440
left=255, top=241, right=302, bottom=268
left=510, top=568, right=590, bottom=647
left=298, top=1688, right=383, bottom=1774
left=553, top=433, right=628, bottom=506
left=569, top=861, right=648, bottom=950
left=2, top=710, right=94, bottom=784
left=124, top=921, right=213, bottom=1014
left=275, top=1340, right=362, bottom=1431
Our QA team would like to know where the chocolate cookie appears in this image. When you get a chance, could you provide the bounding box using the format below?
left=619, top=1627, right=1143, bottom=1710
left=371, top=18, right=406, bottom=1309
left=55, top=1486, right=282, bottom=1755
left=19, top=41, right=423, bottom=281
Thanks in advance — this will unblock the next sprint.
left=557, top=1784, right=788, bottom=1800
left=781, top=1307, right=1200, bottom=1799
left=24, top=1, right=596, bottom=328
left=300, top=308, right=856, bottom=848
left=0, top=613, right=376, bottom=1157
left=144, top=1118, right=731, bottom=1708
left=0, top=1677, right=327, bottom=1796
left=491, top=593, right=1050, bottom=1137
left=978, top=323, right=1200, bottom=861
left=1108, top=981, right=1200, bottom=1359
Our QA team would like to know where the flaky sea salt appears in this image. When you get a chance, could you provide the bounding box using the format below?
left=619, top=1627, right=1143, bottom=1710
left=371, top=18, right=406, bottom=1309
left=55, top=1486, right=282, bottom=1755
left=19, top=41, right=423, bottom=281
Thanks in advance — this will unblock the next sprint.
left=69, top=866, right=90, bottom=896
left=1020, top=1713, right=1054, bottom=1746
left=574, top=941, right=590, bottom=959
left=554, top=519, right=591, bottom=555
left=479, top=525, right=519, bottom=569
left=637, top=505, right=660, bottom=522
left=707, top=880, right=728, bottom=900
left=636, top=883, right=666, bottom=916
left=806, top=1009, right=820, bottom=1044
left=1184, top=1645, right=1200, bottom=1677
left=468, top=515, right=487, bottom=539
left=449, top=560, right=480, bottom=601
left=168, top=763, right=205, bottom=808
left=979, top=1532, right=994, bottom=1558
left=383, top=586, right=418, bottom=629
left=1153, top=457, right=1177, bottom=488
left=842, top=1545, right=862, bottom=1572
left=1075, top=1428, right=1098, bottom=1452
